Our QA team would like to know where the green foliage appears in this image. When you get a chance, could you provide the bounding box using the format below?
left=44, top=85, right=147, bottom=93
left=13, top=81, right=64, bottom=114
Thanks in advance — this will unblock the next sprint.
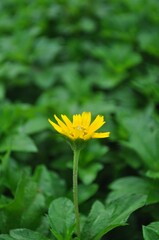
left=143, top=222, right=159, bottom=240
left=107, top=176, right=159, bottom=204
left=78, top=184, right=98, bottom=204
left=33, top=165, right=66, bottom=203
left=81, top=194, right=146, bottom=240
left=119, top=109, right=159, bottom=172
left=0, top=134, right=37, bottom=153
left=48, top=198, right=75, bottom=240
left=0, top=228, right=49, bottom=240
left=0, top=0, right=159, bottom=239
left=0, top=174, right=45, bottom=232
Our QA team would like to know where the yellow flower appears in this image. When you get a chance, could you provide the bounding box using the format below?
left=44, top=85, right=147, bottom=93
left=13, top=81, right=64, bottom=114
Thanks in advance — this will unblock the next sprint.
left=48, top=112, right=110, bottom=141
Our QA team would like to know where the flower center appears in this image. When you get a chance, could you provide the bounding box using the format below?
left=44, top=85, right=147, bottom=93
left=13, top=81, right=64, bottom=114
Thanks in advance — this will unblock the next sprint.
left=69, top=125, right=88, bottom=139
left=76, top=126, right=83, bottom=131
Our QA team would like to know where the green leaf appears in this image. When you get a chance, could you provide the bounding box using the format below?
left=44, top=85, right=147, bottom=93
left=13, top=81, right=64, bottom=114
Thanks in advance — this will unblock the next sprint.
left=138, top=29, right=159, bottom=57
left=146, top=170, right=159, bottom=179
left=48, top=197, right=75, bottom=240
left=10, top=228, right=48, bottom=240
left=33, top=165, right=66, bottom=202
left=0, top=174, right=45, bottom=232
left=132, top=66, right=159, bottom=103
left=0, top=134, right=37, bottom=153
left=78, top=184, right=98, bottom=204
left=0, top=156, right=23, bottom=195
left=79, top=163, right=103, bottom=185
left=0, top=235, right=14, bottom=240
left=143, top=222, right=159, bottom=240
left=22, top=117, right=49, bottom=135
left=0, top=228, right=48, bottom=240
left=81, top=194, right=146, bottom=240
left=106, top=44, right=141, bottom=73
left=31, top=38, right=62, bottom=65
left=107, top=176, right=159, bottom=204
left=118, top=109, right=159, bottom=171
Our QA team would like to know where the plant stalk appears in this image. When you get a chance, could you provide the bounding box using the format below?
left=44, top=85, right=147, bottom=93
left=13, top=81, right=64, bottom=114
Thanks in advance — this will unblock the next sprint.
left=73, top=149, right=81, bottom=239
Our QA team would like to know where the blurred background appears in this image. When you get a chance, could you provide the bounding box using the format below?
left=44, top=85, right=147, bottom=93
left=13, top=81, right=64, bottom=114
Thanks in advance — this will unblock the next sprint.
left=0, top=0, right=159, bottom=239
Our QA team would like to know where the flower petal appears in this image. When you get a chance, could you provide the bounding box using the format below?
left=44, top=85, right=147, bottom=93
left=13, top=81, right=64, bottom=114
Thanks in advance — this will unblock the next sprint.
left=92, top=132, right=110, bottom=138
left=88, top=115, right=105, bottom=133
left=73, top=114, right=81, bottom=127
left=48, top=119, right=63, bottom=134
left=54, top=115, right=69, bottom=132
left=61, top=114, right=73, bottom=129
left=83, top=133, right=93, bottom=140
left=81, top=112, right=91, bottom=128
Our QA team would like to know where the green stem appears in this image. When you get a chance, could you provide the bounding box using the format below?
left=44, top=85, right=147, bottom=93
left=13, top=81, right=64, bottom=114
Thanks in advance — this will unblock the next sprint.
left=73, top=149, right=81, bottom=239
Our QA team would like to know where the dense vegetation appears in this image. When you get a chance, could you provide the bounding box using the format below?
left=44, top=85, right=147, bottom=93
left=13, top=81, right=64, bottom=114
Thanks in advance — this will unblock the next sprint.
left=0, top=0, right=159, bottom=239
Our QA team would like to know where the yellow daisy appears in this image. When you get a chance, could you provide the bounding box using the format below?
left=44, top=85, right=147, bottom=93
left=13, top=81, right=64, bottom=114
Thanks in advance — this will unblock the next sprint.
left=48, top=112, right=110, bottom=141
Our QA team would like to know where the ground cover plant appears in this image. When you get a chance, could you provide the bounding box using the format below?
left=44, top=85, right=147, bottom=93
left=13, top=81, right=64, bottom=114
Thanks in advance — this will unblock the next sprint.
left=0, top=0, right=159, bottom=239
